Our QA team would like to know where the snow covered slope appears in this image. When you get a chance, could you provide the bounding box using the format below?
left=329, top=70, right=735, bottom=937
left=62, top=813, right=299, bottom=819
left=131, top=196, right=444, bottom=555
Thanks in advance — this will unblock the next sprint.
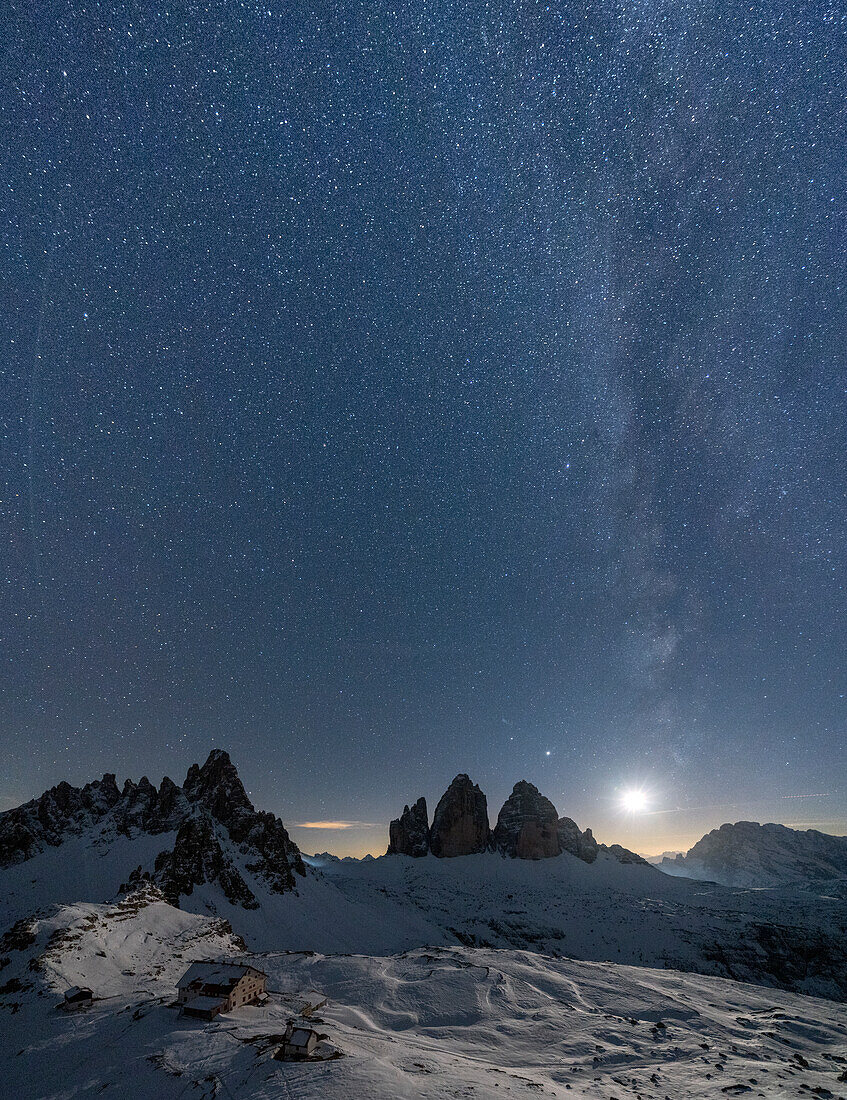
left=660, top=820, right=847, bottom=889
left=297, top=849, right=847, bottom=1002
left=4, top=755, right=847, bottom=1005
left=4, top=815, right=847, bottom=1001
left=2, top=890, right=846, bottom=1100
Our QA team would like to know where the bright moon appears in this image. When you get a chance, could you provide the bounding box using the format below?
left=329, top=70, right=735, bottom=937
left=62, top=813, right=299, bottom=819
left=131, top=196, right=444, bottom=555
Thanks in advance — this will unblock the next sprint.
left=621, top=789, right=649, bottom=813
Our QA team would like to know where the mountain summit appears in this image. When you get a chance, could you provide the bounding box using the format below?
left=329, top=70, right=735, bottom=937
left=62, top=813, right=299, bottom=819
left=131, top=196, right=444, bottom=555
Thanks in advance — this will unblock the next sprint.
left=0, top=750, right=305, bottom=909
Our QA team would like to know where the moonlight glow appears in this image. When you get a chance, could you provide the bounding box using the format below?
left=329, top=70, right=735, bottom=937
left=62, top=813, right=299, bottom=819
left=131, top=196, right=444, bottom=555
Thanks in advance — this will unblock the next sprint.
left=621, top=790, right=650, bottom=814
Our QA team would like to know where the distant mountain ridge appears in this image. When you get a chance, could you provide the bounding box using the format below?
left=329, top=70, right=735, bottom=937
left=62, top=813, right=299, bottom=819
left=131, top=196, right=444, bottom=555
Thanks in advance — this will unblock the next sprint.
left=644, top=850, right=685, bottom=864
left=3, top=754, right=847, bottom=1004
left=0, top=749, right=305, bottom=907
left=660, top=820, right=847, bottom=888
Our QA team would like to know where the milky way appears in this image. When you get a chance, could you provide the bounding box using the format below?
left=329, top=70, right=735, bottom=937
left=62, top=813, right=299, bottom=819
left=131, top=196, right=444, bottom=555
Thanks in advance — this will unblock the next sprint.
left=1, top=0, right=844, bottom=854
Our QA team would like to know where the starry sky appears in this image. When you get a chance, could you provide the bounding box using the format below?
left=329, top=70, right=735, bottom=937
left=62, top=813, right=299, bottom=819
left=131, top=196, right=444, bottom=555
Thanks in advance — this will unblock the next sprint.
left=1, top=0, right=845, bottom=857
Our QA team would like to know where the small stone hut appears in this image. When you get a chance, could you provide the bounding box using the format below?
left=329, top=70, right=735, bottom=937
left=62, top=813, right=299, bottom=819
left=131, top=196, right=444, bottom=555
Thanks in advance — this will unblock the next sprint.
left=278, top=1023, right=319, bottom=1060
left=62, top=986, right=93, bottom=1011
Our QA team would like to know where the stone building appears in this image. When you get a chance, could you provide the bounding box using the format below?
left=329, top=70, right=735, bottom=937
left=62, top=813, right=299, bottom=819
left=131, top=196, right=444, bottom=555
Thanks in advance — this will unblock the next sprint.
left=177, top=961, right=267, bottom=1019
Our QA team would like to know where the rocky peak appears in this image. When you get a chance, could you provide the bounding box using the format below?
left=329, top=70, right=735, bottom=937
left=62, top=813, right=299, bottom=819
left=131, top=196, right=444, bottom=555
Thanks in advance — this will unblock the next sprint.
left=177, top=750, right=305, bottom=892
left=429, top=775, right=490, bottom=858
left=557, top=817, right=599, bottom=863
left=153, top=810, right=259, bottom=909
left=387, top=797, right=429, bottom=857
left=38, top=781, right=83, bottom=825
left=493, top=781, right=559, bottom=859
left=0, top=750, right=305, bottom=901
left=82, top=773, right=121, bottom=814
left=602, top=843, right=648, bottom=865
left=184, top=749, right=255, bottom=831
left=116, top=777, right=158, bottom=834
left=239, top=808, right=306, bottom=889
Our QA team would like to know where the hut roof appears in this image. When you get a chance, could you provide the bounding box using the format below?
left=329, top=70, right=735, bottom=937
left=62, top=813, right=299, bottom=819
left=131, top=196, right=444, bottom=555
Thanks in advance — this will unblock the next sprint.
left=64, top=986, right=92, bottom=1000
left=177, top=962, right=265, bottom=990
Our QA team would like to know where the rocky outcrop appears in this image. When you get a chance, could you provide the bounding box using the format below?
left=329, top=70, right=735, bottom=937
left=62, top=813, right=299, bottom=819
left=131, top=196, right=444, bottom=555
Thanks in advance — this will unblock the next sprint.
left=602, top=843, right=648, bottom=865
left=387, top=797, right=429, bottom=857
left=153, top=812, right=259, bottom=909
left=494, top=782, right=560, bottom=859
left=555, top=817, right=646, bottom=865
left=0, top=749, right=305, bottom=904
left=116, top=775, right=190, bottom=835
left=382, top=777, right=646, bottom=867
left=557, top=817, right=599, bottom=863
left=429, top=775, right=490, bottom=857
left=182, top=749, right=304, bottom=892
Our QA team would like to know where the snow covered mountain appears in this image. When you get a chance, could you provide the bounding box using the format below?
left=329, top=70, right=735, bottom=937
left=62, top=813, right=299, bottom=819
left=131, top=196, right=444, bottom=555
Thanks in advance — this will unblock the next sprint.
left=3, top=753, right=847, bottom=1097
left=660, top=821, right=847, bottom=889
left=3, top=752, right=847, bottom=1004
left=0, top=749, right=305, bottom=917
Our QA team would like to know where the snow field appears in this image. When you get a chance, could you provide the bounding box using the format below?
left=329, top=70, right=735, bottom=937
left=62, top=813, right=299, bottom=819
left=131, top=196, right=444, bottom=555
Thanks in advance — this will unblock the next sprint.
left=2, top=895, right=846, bottom=1099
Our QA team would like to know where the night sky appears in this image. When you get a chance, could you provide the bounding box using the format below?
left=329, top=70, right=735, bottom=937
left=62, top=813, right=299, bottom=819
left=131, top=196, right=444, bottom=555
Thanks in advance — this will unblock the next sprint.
left=2, top=0, right=845, bottom=857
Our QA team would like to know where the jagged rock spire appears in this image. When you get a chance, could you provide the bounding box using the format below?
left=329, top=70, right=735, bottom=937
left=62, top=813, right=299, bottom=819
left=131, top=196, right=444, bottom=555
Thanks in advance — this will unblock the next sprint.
left=184, top=748, right=254, bottom=821
left=429, top=774, right=490, bottom=857
left=493, top=781, right=559, bottom=859
left=387, top=797, right=429, bottom=857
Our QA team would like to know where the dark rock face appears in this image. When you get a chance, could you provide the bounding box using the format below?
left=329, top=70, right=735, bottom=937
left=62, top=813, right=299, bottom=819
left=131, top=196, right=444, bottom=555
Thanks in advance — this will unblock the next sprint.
left=0, top=774, right=122, bottom=865
left=557, top=816, right=647, bottom=865
left=239, top=811, right=305, bottom=893
left=557, top=817, right=599, bottom=863
left=387, top=797, right=429, bottom=857
left=181, top=749, right=304, bottom=893
left=429, top=775, right=490, bottom=858
left=153, top=812, right=259, bottom=909
left=155, top=776, right=186, bottom=827
left=494, top=782, right=560, bottom=859
left=183, top=749, right=254, bottom=830
left=116, top=775, right=188, bottom=836
left=0, top=749, right=305, bottom=907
